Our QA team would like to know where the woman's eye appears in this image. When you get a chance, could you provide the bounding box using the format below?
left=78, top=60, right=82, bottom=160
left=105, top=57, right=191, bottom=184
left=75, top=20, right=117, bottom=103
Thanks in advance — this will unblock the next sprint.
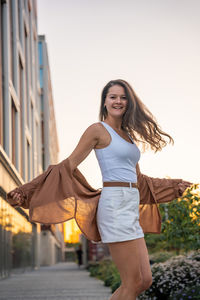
left=109, top=96, right=126, bottom=99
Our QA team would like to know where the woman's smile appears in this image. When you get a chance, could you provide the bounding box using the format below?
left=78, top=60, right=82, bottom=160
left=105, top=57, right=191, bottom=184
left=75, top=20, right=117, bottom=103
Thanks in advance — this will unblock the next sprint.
left=105, top=85, right=127, bottom=118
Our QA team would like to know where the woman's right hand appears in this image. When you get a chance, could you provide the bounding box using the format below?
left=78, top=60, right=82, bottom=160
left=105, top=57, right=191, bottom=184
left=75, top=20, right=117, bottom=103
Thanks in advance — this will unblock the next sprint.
left=10, top=191, right=23, bottom=205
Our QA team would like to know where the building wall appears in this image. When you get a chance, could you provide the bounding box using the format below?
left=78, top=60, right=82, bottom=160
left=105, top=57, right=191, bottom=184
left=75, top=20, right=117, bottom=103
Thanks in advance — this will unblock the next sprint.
left=38, top=35, right=64, bottom=265
left=0, top=2, right=3, bottom=146
left=0, top=0, right=63, bottom=278
left=1, top=0, right=41, bottom=180
left=0, top=0, right=41, bottom=279
left=38, top=35, right=59, bottom=168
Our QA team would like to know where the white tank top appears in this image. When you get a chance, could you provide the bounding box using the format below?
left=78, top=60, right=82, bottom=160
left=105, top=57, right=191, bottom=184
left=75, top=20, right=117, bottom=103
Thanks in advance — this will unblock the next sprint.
left=94, top=122, right=141, bottom=183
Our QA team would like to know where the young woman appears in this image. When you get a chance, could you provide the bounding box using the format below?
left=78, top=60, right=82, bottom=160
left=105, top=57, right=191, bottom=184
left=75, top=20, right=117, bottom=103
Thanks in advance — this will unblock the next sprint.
left=9, top=79, right=191, bottom=300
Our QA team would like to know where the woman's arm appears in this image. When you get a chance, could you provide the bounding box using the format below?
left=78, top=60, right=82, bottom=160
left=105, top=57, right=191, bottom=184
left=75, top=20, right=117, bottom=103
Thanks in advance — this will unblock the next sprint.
left=10, top=123, right=102, bottom=203
left=136, top=163, right=192, bottom=204
left=67, top=123, right=101, bottom=171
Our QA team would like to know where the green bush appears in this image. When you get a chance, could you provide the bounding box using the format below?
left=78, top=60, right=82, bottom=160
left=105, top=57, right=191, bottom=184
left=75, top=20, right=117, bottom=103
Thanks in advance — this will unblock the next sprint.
left=88, top=263, right=101, bottom=277
left=187, top=249, right=200, bottom=262
left=88, top=259, right=121, bottom=293
left=169, top=285, right=200, bottom=299
left=88, top=252, right=200, bottom=298
left=138, top=254, right=200, bottom=300
left=149, top=251, right=175, bottom=264
left=145, top=185, right=200, bottom=255
left=162, top=185, right=200, bottom=254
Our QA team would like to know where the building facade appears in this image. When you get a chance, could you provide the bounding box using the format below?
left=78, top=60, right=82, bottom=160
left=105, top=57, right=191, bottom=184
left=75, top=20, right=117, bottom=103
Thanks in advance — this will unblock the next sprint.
left=0, top=0, right=63, bottom=278
left=38, top=34, right=64, bottom=265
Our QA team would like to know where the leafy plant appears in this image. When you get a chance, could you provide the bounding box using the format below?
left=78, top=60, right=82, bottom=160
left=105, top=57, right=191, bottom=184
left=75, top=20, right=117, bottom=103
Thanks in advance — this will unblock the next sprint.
left=149, top=251, right=175, bottom=264
left=162, top=184, right=200, bottom=254
left=88, top=259, right=121, bottom=292
left=145, top=184, right=200, bottom=255
left=138, top=254, right=200, bottom=300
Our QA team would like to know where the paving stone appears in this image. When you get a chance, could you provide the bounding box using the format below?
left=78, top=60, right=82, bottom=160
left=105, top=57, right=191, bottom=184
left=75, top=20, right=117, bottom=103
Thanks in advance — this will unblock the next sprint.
left=0, top=262, right=112, bottom=300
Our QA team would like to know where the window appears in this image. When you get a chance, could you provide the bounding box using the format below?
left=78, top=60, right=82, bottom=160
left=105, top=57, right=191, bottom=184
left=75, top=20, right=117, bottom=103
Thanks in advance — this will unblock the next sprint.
left=11, top=100, right=17, bottom=165
left=0, top=3, right=3, bottom=146
left=9, top=0, right=14, bottom=85
left=38, top=42, right=43, bottom=88
left=33, top=0, right=37, bottom=19
left=28, top=10, right=32, bottom=88
left=18, top=0, right=22, bottom=43
left=31, top=103, right=34, bottom=177
left=38, top=42, right=43, bottom=65
left=24, top=27, right=29, bottom=127
left=19, top=57, right=23, bottom=176
left=35, top=122, right=38, bottom=172
left=39, top=68, right=43, bottom=88
left=27, top=140, right=31, bottom=181
left=0, top=195, right=33, bottom=276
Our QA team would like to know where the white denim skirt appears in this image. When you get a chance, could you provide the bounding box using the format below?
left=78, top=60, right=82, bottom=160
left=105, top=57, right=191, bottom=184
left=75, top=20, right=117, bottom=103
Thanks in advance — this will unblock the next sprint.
left=96, top=186, right=144, bottom=243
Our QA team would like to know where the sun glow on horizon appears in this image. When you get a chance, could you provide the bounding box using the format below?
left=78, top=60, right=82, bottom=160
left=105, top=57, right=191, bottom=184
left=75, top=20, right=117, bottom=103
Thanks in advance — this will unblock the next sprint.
left=64, top=219, right=82, bottom=243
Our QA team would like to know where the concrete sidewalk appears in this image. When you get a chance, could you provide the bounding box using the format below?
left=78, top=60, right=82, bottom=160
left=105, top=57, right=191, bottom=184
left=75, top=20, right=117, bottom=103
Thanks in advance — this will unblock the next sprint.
left=0, top=262, right=112, bottom=300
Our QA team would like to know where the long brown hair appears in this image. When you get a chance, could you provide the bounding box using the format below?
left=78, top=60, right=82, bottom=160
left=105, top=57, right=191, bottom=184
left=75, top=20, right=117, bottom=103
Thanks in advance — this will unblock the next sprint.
left=99, top=79, right=174, bottom=152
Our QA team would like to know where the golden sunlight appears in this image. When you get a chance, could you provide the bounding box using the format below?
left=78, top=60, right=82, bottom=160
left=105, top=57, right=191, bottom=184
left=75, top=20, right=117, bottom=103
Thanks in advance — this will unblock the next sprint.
left=190, top=184, right=200, bottom=196
left=64, top=219, right=82, bottom=243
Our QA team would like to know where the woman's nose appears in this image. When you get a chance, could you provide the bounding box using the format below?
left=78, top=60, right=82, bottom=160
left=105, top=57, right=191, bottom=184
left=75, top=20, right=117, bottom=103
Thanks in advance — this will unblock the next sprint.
left=115, top=97, right=122, bottom=103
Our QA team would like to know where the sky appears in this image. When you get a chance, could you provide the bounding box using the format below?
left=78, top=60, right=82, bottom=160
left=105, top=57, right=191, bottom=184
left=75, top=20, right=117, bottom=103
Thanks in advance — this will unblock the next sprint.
left=37, top=0, right=200, bottom=188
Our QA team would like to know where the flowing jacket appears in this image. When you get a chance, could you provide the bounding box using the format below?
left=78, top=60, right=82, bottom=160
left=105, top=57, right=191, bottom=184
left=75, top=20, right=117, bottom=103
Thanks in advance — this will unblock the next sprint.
left=7, top=158, right=186, bottom=242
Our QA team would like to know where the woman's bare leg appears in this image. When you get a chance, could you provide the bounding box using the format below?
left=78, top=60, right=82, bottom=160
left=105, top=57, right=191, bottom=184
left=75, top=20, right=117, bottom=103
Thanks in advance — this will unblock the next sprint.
left=108, top=237, right=152, bottom=300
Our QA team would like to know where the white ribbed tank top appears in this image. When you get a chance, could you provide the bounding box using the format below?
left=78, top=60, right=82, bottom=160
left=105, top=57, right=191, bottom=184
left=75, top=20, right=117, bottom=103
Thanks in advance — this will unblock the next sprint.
left=94, top=122, right=141, bottom=183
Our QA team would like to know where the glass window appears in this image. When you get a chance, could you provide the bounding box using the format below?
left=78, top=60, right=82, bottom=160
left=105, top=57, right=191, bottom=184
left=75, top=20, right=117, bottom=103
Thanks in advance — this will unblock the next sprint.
left=9, top=0, right=14, bottom=85
left=27, top=140, right=31, bottom=181
left=0, top=3, right=3, bottom=146
left=28, top=10, right=32, bottom=88
left=19, top=57, right=23, bottom=176
left=38, top=42, right=43, bottom=65
left=39, top=68, right=43, bottom=88
left=11, top=100, right=17, bottom=165
left=0, top=196, right=33, bottom=274
left=24, top=27, right=29, bottom=128
left=18, top=0, right=22, bottom=43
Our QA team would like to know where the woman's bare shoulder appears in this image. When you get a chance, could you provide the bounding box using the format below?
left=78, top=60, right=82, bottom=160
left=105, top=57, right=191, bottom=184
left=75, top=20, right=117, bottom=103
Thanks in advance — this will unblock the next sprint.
left=85, top=122, right=105, bottom=137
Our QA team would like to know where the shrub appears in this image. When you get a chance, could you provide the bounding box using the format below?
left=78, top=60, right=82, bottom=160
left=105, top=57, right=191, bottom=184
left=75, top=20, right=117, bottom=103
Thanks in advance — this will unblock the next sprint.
left=138, top=255, right=200, bottom=300
left=162, top=185, right=200, bottom=254
left=88, top=262, right=101, bottom=277
left=187, top=249, right=200, bottom=262
left=88, top=259, right=121, bottom=293
left=169, top=285, right=200, bottom=299
left=145, top=185, right=200, bottom=255
left=149, top=251, right=175, bottom=264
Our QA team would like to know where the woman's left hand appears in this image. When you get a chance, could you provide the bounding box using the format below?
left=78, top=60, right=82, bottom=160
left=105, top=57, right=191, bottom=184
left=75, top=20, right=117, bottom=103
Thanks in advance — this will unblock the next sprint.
left=178, top=181, right=193, bottom=196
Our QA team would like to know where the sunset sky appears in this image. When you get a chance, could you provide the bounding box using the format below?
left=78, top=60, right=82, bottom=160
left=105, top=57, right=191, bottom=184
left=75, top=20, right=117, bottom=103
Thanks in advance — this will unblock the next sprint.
left=37, top=0, right=200, bottom=188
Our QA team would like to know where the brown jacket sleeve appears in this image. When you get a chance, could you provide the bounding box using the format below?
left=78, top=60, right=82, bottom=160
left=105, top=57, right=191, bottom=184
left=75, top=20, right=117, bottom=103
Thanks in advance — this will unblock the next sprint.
left=136, top=163, right=183, bottom=204
left=7, top=164, right=55, bottom=208
left=6, top=159, right=102, bottom=242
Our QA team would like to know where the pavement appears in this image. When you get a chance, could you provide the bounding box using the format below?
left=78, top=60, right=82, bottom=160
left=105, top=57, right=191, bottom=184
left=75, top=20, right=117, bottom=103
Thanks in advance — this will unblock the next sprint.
left=0, top=262, right=112, bottom=300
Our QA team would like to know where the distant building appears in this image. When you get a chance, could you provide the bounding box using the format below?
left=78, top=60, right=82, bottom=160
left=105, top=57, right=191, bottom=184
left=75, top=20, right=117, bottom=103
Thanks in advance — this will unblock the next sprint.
left=0, top=0, right=64, bottom=278
left=38, top=35, right=64, bottom=265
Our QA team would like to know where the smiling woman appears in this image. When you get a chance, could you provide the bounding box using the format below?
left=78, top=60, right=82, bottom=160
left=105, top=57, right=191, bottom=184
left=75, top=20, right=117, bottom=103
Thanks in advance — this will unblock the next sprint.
left=99, top=80, right=174, bottom=152
left=7, top=79, right=192, bottom=300
left=104, top=85, right=128, bottom=117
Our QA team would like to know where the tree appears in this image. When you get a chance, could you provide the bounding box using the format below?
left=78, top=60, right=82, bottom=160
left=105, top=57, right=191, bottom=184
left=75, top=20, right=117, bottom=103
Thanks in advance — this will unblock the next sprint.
left=162, top=184, right=200, bottom=254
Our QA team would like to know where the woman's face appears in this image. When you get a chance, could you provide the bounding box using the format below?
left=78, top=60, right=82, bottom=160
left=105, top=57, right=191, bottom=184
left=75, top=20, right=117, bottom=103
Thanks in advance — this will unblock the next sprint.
left=104, top=85, right=128, bottom=119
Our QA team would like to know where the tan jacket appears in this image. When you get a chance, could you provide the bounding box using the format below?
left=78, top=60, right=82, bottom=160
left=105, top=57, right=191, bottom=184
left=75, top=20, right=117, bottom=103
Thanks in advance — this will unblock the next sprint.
left=7, top=158, right=186, bottom=242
